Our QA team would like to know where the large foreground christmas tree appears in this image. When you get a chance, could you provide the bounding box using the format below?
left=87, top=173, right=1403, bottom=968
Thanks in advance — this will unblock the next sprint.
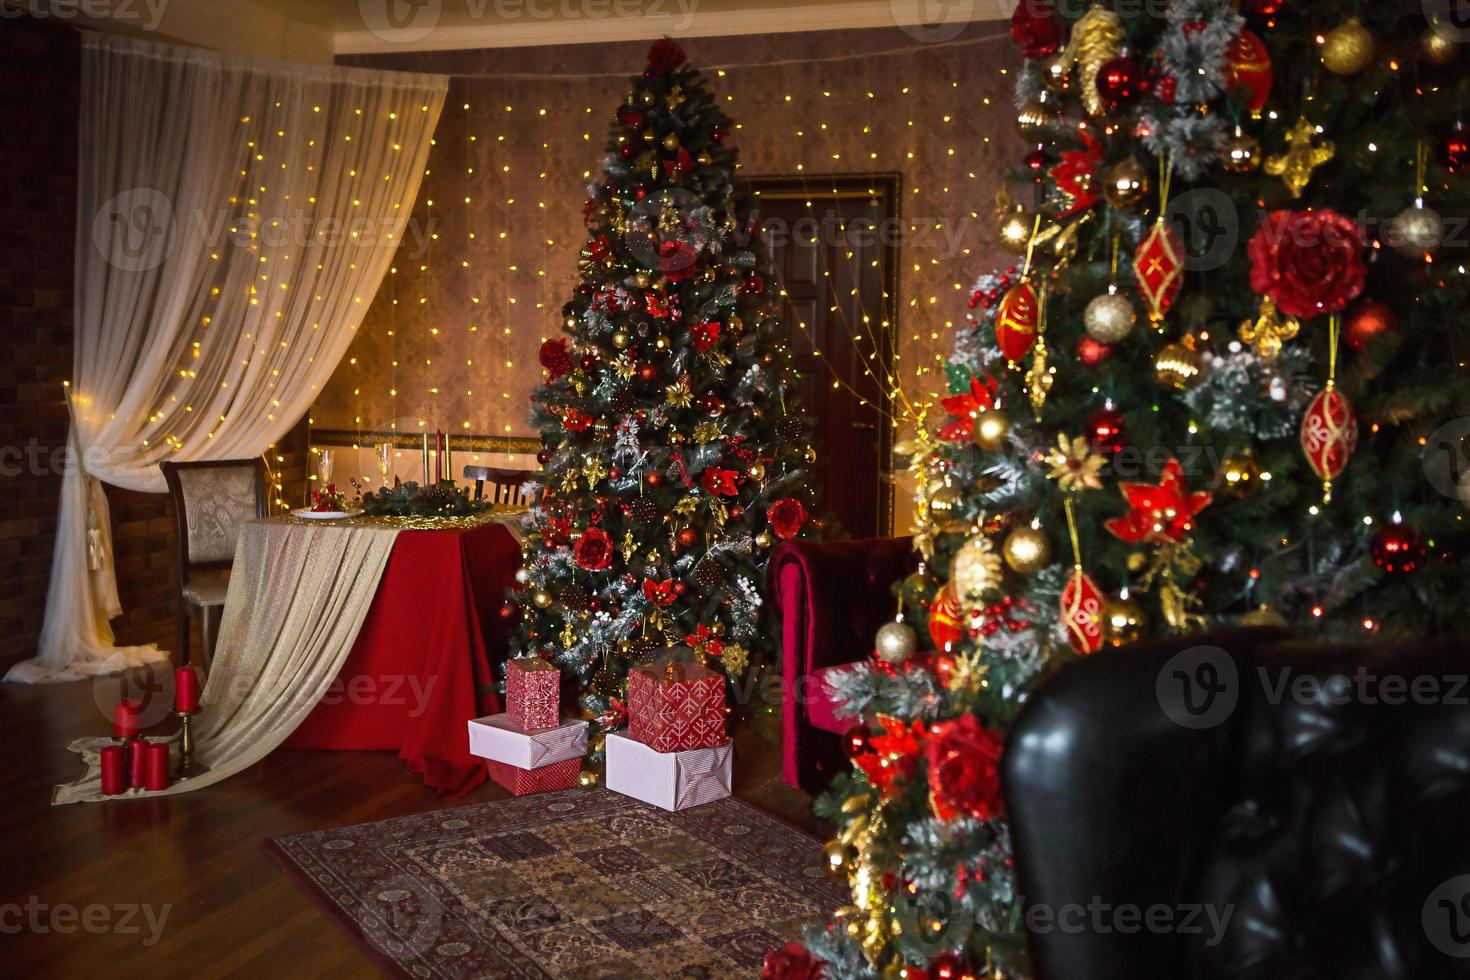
left=508, top=40, right=815, bottom=765
left=774, top=2, right=1470, bottom=978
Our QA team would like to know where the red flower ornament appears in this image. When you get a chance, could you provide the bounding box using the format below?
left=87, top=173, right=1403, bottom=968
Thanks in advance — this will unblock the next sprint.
left=692, top=319, right=721, bottom=352
left=1105, top=459, right=1213, bottom=545
left=700, top=467, right=740, bottom=497
left=767, top=497, right=807, bottom=540
left=926, top=714, right=1006, bottom=822
left=1248, top=209, right=1366, bottom=319
left=539, top=338, right=573, bottom=380
left=645, top=38, right=687, bottom=75
left=573, top=527, right=613, bottom=571
left=938, top=375, right=1000, bottom=442
left=641, top=578, right=677, bottom=608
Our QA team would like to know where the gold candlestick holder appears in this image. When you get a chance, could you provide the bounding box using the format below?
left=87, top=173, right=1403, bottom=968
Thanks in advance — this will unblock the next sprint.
left=174, top=710, right=206, bottom=779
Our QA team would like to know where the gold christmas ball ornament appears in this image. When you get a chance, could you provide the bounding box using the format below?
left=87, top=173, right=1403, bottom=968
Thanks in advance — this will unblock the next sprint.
left=1041, top=53, right=1072, bottom=93
left=1155, top=340, right=1203, bottom=390
left=755, top=529, right=774, bottom=548
left=1016, top=95, right=1059, bottom=137
left=654, top=333, right=671, bottom=351
left=1220, top=451, right=1264, bottom=499
left=611, top=330, right=631, bottom=350
left=1321, top=17, right=1376, bottom=76
left=1084, top=289, right=1137, bottom=344
left=822, top=839, right=858, bottom=877
left=662, top=132, right=679, bottom=151
left=928, top=483, right=965, bottom=528
left=1103, top=158, right=1149, bottom=209
left=1387, top=204, right=1445, bottom=259
left=531, top=589, right=553, bottom=609
left=1003, top=525, right=1053, bottom=575
left=1240, top=604, right=1289, bottom=628
left=972, top=408, right=1011, bottom=452
left=747, top=462, right=766, bottom=482
left=1223, top=126, right=1262, bottom=174
left=875, top=621, right=918, bottom=663
left=997, top=203, right=1036, bottom=255
left=578, top=768, right=601, bottom=788
left=1422, top=26, right=1460, bottom=66
left=1101, top=596, right=1147, bottom=647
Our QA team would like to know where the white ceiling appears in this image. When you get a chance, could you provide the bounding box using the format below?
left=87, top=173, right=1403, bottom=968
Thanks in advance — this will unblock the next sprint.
left=55, top=0, right=1013, bottom=62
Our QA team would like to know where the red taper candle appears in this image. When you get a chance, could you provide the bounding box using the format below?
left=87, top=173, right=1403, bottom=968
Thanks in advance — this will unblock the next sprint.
left=144, top=742, right=170, bottom=791
left=128, top=739, right=147, bottom=789
left=113, top=699, right=141, bottom=739
left=175, top=666, right=202, bottom=714
left=100, top=745, right=126, bottom=796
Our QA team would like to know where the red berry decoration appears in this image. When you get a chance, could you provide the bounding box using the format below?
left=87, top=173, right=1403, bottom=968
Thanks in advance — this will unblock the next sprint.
left=1343, top=301, right=1397, bottom=351
left=1087, top=408, right=1127, bottom=455
left=1076, top=335, right=1113, bottom=367
left=1371, top=520, right=1425, bottom=575
left=1095, top=56, right=1149, bottom=110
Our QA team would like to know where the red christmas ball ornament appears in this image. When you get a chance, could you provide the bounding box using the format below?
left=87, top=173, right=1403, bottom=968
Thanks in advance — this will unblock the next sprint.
left=1076, top=335, right=1113, bottom=367
left=929, top=952, right=976, bottom=980
left=842, top=724, right=871, bottom=759
left=928, top=584, right=965, bottom=650
left=1371, top=520, right=1425, bottom=575
left=1343, top=301, right=1397, bottom=350
left=745, top=272, right=765, bottom=294
left=672, top=581, right=688, bottom=596
left=1009, top=0, right=1061, bottom=59
left=580, top=354, right=597, bottom=372
left=1226, top=29, right=1273, bottom=114
left=1095, top=56, right=1148, bottom=109
left=1300, top=387, right=1357, bottom=501
left=995, top=280, right=1040, bottom=362
left=711, top=125, right=726, bottom=143
left=1243, top=0, right=1280, bottom=13
left=1087, top=408, right=1127, bottom=455
left=536, top=448, right=551, bottom=465
left=676, top=527, right=698, bottom=548
left=620, top=145, right=635, bottom=159
left=729, top=504, right=743, bottom=519
left=499, top=602, right=516, bottom=619
left=637, top=363, right=658, bottom=382
left=646, top=470, right=665, bottom=488
left=1024, top=148, right=1050, bottom=172
left=703, top=394, right=726, bottom=416
left=1441, top=121, right=1470, bottom=175
left=608, top=466, right=621, bottom=480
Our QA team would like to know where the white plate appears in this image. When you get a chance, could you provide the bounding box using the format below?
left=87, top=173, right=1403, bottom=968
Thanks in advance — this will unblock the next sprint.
left=291, top=508, right=364, bottom=520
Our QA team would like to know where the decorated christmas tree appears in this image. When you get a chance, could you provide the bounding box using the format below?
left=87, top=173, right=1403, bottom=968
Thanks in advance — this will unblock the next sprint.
left=507, top=39, right=815, bottom=769
left=775, top=2, right=1470, bottom=978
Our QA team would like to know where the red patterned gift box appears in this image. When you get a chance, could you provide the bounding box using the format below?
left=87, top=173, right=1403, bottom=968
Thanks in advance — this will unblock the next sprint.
left=485, top=756, right=581, bottom=796
left=506, top=656, right=560, bottom=731
left=627, top=661, right=727, bottom=752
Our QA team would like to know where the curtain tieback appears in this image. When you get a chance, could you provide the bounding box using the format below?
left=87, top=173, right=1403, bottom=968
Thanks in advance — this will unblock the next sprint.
left=63, top=385, right=107, bottom=573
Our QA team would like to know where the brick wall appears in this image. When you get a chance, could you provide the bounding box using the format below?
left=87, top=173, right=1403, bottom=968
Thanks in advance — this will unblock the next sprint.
left=0, top=15, right=309, bottom=674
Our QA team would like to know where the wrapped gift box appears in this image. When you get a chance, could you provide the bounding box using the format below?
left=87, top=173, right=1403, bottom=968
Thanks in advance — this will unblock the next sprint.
left=505, top=656, right=560, bottom=731
left=486, top=757, right=582, bottom=796
left=467, top=713, right=587, bottom=769
left=605, top=731, right=732, bottom=811
left=627, top=661, right=727, bottom=752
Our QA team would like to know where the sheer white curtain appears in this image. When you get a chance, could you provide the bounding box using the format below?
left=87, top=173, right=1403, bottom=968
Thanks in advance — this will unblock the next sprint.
left=7, top=33, right=447, bottom=683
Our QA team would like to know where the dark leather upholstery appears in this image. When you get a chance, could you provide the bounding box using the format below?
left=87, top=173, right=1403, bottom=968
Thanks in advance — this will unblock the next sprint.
left=1003, top=630, right=1470, bottom=980
left=768, top=537, right=918, bottom=794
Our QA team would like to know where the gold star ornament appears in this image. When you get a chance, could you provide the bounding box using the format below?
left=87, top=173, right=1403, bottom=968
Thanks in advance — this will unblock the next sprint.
left=1264, top=116, right=1335, bottom=199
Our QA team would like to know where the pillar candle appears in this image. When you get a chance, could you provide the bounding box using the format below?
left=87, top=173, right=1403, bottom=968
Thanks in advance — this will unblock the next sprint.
left=444, top=434, right=453, bottom=485
left=100, top=745, right=126, bottom=796
left=112, top=699, right=141, bottom=739
left=421, top=432, right=431, bottom=485
left=175, top=666, right=201, bottom=714
left=128, top=739, right=147, bottom=789
left=144, top=742, right=170, bottom=791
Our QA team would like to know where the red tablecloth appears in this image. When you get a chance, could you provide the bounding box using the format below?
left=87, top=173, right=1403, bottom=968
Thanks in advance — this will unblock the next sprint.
left=285, top=519, right=520, bottom=796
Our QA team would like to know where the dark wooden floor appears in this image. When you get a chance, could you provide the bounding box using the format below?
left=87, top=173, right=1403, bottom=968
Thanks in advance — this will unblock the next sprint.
left=0, top=666, right=820, bottom=978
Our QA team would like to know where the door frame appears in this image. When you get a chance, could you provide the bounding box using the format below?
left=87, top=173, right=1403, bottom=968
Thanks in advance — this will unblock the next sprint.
left=745, top=172, right=903, bottom=537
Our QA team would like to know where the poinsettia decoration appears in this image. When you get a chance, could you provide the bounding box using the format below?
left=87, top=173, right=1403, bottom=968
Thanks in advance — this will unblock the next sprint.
left=700, top=467, right=740, bottom=497
left=851, top=715, right=926, bottom=798
left=939, top=374, right=1001, bottom=442
left=692, top=319, right=721, bottom=351
left=1105, top=459, right=1213, bottom=544
left=641, top=578, right=677, bottom=607
left=685, top=623, right=725, bottom=659
left=539, top=338, right=573, bottom=380
left=926, top=714, right=1006, bottom=822
left=1050, top=131, right=1105, bottom=218
left=561, top=407, right=593, bottom=432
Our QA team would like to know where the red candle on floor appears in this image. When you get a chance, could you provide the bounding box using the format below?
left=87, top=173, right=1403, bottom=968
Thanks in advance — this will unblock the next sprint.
left=128, top=739, right=148, bottom=789
left=175, top=667, right=202, bottom=714
left=144, top=742, right=170, bottom=791
left=113, top=699, right=141, bottom=739
left=100, top=745, right=126, bottom=796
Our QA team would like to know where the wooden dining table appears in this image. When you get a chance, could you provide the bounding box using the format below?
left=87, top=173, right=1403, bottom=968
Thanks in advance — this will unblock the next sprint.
left=263, top=510, right=524, bottom=796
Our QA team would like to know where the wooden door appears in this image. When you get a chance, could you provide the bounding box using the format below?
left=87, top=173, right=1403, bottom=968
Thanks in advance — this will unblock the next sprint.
left=748, top=174, right=900, bottom=539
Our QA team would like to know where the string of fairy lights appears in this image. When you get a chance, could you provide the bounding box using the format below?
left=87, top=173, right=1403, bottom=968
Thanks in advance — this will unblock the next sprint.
left=333, top=35, right=1018, bottom=484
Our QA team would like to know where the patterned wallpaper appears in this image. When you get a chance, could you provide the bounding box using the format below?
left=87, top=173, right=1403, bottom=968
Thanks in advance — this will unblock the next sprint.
left=312, top=25, right=1025, bottom=482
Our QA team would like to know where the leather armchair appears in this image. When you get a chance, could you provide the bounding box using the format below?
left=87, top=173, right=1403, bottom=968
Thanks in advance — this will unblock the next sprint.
left=1003, top=628, right=1470, bottom=979
left=768, top=537, right=918, bottom=795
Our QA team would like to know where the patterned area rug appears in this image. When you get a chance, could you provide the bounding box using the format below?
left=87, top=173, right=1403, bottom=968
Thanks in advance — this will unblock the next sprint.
left=269, top=789, right=844, bottom=978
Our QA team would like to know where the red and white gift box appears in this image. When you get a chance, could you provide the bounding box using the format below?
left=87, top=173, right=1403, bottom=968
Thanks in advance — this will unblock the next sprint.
left=485, top=757, right=582, bottom=796
left=605, top=731, right=732, bottom=811
left=627, top=661, right=727, bottom=752
left=505, top=656, right=561, bottom=731
left=467, top=713, right=587, bottom=769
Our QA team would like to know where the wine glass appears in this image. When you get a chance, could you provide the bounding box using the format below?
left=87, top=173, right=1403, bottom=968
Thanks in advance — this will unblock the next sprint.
left=375, top=442, right=392, bottom=485
left=317, top=449, right=334, bottom=487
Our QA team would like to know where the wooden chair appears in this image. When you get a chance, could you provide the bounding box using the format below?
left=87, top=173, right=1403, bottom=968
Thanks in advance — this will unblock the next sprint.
left=463, top=465, right=534, bottom=506
left=160, top=458, right=267, bottom=669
